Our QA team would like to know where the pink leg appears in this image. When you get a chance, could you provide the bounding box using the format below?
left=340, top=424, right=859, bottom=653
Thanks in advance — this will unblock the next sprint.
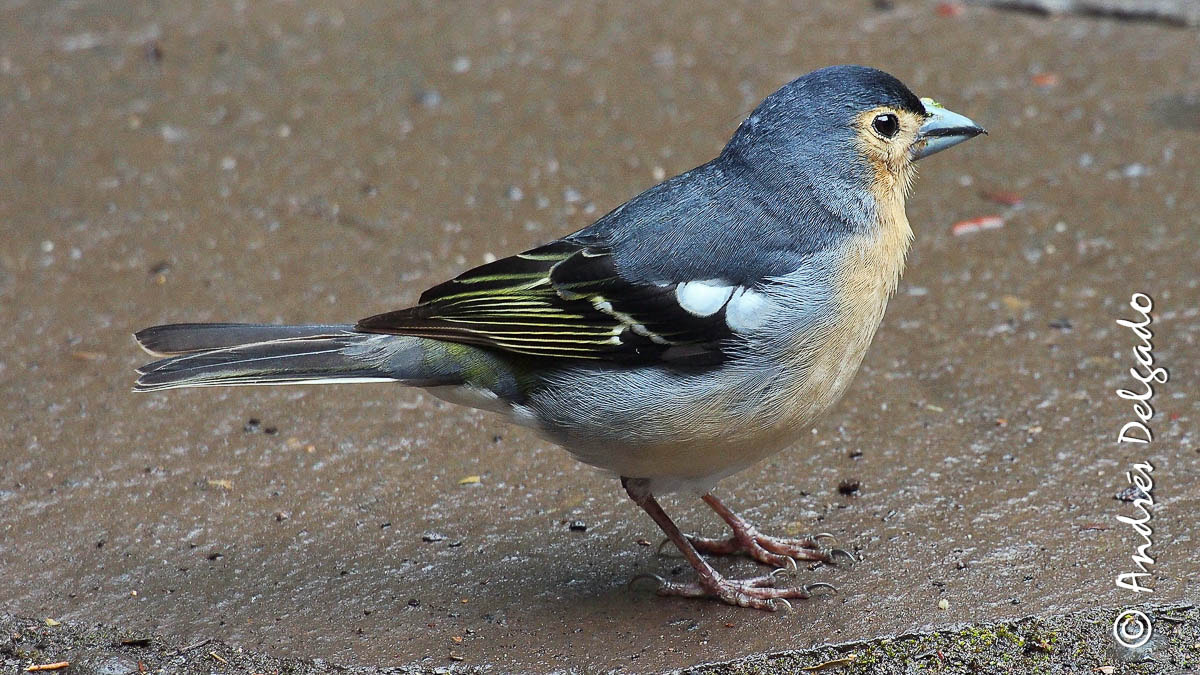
left=684, top=494, right=855, bottom=568
left=623, top=478, right=836, bottom=611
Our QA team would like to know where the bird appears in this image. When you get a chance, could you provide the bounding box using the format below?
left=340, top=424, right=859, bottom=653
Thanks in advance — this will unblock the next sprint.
left=133, top=65, right=984, bottom=611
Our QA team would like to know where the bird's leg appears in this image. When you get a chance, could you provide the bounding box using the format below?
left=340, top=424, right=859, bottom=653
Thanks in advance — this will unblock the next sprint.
left=622, top=477, right=835, bottom=611
left=684, top=494, right=854, bottom=568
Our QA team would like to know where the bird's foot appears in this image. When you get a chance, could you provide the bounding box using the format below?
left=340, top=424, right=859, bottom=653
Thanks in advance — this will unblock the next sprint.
left=685, top=494, right=856, bottom=568
left=682, top=530, right=855, bottom=569
left=633, top=572, right=837, bottom=611
left=622, top=477, right=850, bottom=612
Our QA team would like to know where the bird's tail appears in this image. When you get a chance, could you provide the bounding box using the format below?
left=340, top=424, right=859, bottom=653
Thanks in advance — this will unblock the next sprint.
left=133, top=323, right=437, bottom=392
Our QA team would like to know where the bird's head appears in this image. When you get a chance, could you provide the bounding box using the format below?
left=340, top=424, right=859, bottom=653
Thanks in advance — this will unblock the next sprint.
left=722, top=65, right=984, bottom=227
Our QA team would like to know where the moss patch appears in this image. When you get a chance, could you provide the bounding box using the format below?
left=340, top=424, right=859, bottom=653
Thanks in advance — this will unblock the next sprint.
left=688, top=604, right=1195, bottom=675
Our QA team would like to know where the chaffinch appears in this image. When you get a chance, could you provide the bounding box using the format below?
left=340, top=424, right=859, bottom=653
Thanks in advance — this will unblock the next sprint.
left=135, top=65, right=984, bottom=610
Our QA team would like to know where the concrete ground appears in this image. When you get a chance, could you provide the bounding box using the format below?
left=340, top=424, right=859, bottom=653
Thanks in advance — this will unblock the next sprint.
left=3, top=604, right=1198, bottom=673
left=2, top=1, right=1197, bottom=672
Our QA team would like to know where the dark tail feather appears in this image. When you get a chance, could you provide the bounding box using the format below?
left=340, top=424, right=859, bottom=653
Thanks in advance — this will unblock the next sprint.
left=133, top=323, right=427, bottom=392
left=135, top=323, right=356, bottom=357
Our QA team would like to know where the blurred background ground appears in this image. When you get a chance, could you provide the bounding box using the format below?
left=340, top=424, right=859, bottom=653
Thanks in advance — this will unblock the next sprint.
left=1, top=0, right=1198, bottom=672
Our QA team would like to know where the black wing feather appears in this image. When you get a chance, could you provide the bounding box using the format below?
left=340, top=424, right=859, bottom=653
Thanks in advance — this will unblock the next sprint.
left=355, top=240, right=736, bottom=364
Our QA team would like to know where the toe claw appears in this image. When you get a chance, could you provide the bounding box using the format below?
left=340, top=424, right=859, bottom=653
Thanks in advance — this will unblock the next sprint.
left=829, top=548, right=857, bottom=564
left=655, top=538, right=679, bottom=557
left=769, top=598, right=794, bottom=613
left=804, top=582, right=838, bottom=596
left=769, top=556, right=798, bottom=579
left=628, top=573, right=666, bottom=593
left=770, top=566, right=791, bottom=581
left=813, top=532, right=837, bottom=544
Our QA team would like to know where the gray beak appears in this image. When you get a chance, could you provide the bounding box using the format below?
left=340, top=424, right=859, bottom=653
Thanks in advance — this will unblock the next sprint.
left=912, top=97, right=986, bottom=160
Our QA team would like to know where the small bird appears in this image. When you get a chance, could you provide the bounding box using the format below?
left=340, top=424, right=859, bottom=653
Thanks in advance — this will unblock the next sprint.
left=134, top=65, right=983, bottom=611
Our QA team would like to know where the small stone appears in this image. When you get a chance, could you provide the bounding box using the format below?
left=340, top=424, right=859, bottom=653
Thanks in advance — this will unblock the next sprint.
left=160, top=124, right=186, bottom=143
left=1001, top=295, right=1029, bottom=312
left=568, top=520, right=587, bottom=532
left=145, top=40, right=164, bottom=63
left=938, top=598, right=950, bottom=610
left=422, top=532, right=446, bottom=543
left=1122, top=163, right=1148, bottom=178
left=417, top=90, right=442, bottom=108
left=1115, top=486, right=1150, bottom=502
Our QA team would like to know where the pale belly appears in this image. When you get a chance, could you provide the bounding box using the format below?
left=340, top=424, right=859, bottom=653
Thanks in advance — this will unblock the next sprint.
left=520, top=283, right=893, bottom=492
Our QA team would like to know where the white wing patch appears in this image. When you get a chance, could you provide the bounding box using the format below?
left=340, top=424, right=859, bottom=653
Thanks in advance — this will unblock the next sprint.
left=675, top=280, right=736, bottom=317
left=674, top=280, right=771, bottom=333
left=724, top=287, right=770, bottom=332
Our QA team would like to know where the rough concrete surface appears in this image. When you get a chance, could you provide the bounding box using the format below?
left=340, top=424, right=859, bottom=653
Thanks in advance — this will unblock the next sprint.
left=1, top=1, right=1198, bottom=673
left=3, top=604, right=1198, bottom=673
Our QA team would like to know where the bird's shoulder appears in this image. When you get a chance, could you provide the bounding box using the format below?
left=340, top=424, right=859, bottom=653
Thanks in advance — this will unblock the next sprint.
left=571, top=157, right=842, bottom=284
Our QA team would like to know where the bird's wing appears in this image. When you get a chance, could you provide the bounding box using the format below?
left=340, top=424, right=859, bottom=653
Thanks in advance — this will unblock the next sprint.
left=355, top=239, right=771, bottom=364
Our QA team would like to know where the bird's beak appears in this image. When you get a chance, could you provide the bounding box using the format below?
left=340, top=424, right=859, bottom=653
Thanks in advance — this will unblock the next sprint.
left=911, top=97, right=986, bottom=160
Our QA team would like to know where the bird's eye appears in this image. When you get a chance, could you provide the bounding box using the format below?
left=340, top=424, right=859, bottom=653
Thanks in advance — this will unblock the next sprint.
left=872, top=113, right=900, bottom=139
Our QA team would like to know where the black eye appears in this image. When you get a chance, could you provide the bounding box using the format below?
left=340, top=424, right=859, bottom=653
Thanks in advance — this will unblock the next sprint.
left=872, top=113, right=900, bottom=139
